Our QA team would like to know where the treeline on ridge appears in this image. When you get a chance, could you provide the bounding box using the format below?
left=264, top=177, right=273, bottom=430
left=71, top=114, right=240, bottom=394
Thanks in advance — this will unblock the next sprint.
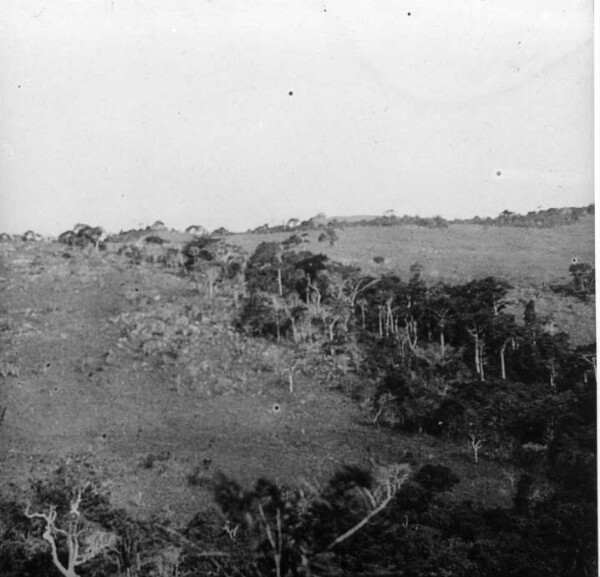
left=246, top=204, right=594, bottom=234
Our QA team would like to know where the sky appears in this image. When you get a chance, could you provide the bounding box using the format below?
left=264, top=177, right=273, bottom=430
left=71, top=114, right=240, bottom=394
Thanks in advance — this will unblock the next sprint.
left=0, top=0, right=595, bottom=234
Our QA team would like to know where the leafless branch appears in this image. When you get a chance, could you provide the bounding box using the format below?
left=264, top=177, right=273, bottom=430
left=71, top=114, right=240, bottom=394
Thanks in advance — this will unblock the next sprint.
left=326, top=464, right=410, bottom=551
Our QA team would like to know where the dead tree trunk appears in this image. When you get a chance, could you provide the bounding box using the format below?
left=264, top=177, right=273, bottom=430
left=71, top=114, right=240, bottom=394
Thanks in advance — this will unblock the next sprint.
left=467, top=328, right=483, bottom=380
left=359, top=302, right=366, bottom=330
left=478, top=339, right=485, bottom=381
left=500, top=342, right=506, bottom=380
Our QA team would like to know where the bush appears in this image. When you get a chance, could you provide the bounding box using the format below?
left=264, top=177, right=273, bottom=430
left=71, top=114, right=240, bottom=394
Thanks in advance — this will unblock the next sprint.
left=236, top=292, right=288, bottom=339
left=181, top=237, right=220, bottom=271
left=143, top=235, right=164, bottom=245
left=414, top=464, right=460, bottom=493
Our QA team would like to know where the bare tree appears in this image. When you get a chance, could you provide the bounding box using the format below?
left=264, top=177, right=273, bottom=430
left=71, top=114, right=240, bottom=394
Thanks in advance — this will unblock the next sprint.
left=468, top=434, right=484, bottom=464
left=203, top=264, right=222, bottom=298
left=25, top=485, right=116, bottom=577
left=287, top=358, right=303, bottom=394
left=579, top=350, right=596, bottom=384
left=466, top=328, right=486, bottom=381
left=326, top=463, right=411, bottom=550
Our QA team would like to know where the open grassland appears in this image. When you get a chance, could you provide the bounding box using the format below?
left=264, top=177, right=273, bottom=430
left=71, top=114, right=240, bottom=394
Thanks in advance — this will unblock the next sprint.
left=232, top=217, right=595, bottom=286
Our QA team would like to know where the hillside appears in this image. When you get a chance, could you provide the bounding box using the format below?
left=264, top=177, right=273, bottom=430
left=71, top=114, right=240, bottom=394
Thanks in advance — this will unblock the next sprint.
left=232, top=219, right=595, bottom=345
left=0, top=220, right=595, bottom=576
left=232, top=218, right=594, bottom=285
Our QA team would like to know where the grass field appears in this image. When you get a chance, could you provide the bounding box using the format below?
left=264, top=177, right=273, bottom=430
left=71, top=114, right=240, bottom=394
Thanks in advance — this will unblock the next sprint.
left=232, top=217, right=595, bottom=286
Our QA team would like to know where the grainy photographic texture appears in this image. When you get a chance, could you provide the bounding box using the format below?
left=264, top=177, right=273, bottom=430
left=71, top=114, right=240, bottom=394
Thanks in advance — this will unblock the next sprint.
left=0, top=2, right=595, bottom=576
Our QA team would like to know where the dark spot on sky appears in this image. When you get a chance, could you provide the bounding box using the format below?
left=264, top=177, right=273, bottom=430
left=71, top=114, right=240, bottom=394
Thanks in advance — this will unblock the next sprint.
left=288, top=91, right=293, bottom=96
left=496, top=170, right=502, bottom=176
left=407, top=12, right=411, bottom=16
left=46, top=363, right=52, bottom=368
left=273, top=404, right=281, bottom=412
left=17, top=85, right=21, bottom=88
left=102, top=433, right=107, bottom=439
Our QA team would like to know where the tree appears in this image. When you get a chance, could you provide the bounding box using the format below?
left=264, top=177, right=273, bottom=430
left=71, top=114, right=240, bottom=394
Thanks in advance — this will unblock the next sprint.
left=451, top=277, right=512, bottom=381
left=182, top=237, right=220, bottom=271
left=213, top=464, right=410, bottom=577
left=322, top=268, right=379, bottom=335
left=569, top=261, right=595, bottom=299
left=537, top=331, right=570, bottom=389
left=25, top=490, right=115, bottom=577
left=318, top=226, right=339, bottom=247
left=294, top=253, right=329, bottom=310
left=468, top=434, right=484, bottom=464
left=245, top=242, right=283, bottom=295
left=281, top=234, right=304, bottom=251
left=237, top=292, right=283, bottom=339
left=392, top=263, right=428, bottom=359
left=24, top=460, right=116, bottom=577
left=203, top=263, right=223, bottom=298
left=425, top=282, right=454, bottom=355
left=489, top=312, right=519, bottom=380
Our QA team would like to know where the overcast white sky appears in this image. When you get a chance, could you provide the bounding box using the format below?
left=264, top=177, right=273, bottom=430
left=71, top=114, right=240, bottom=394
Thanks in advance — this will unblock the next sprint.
left=0, top=0, right=594, bottom=234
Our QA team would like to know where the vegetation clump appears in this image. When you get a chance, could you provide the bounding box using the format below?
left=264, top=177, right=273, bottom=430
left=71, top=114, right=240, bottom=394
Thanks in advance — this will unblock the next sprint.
left=551, top=258, right=595, bottom=301
left=58, top=225, right=106, bottom=250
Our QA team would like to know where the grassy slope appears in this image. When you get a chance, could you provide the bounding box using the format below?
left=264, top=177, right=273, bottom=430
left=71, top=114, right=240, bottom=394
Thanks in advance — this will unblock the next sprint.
left=0, top=244, right=476, bottom=523
left=0, top=219, right=595, bottom=526
left=232, top=218, right=595, bottom=286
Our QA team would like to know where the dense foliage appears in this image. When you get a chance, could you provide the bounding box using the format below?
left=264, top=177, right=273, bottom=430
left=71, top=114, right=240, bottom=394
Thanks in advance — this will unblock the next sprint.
left=232, top=241, right=597, bottom=576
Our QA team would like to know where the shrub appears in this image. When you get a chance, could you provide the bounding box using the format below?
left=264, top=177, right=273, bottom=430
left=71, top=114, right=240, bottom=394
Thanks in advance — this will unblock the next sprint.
left=236, top=292, right=291, bottom=340
left=414, top=464, right=460, bottom=493
left=569, top=261, right=595, bottom=299
left=181, top=237, right=220, bottom=271
left=143, top=235, right=164, bottom=245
